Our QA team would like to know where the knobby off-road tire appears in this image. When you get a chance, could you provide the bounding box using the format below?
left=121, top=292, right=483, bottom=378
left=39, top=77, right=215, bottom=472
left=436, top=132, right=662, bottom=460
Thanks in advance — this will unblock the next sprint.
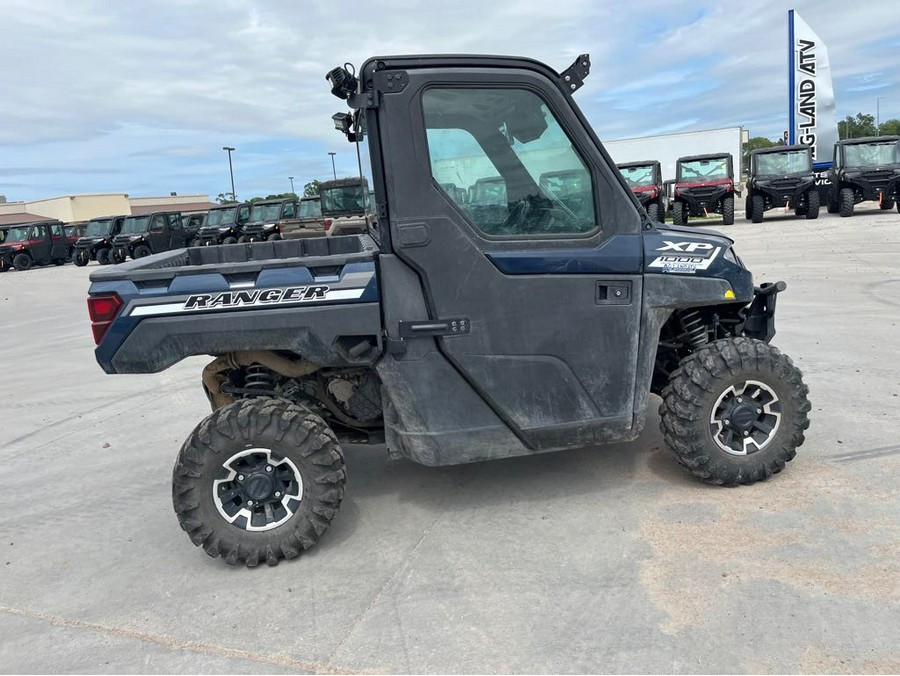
left=839, top=188, right=855, bottom=217
left=133, top=244, right=152, bottom=258
left=880, top=197, right=895, bottom=210
left=721, top=195, right=735, bottom=225
left=13, top=253, right=32, bottom=271
left=659, top=337, right=810, bottom=486
left=750, top=194, right=765, bottom=223
left=96, top=248, right=111, bottom=265
left=672, top=201, right=687, bottom=225
left=111, top=248, right=127, bottom=264
left=223, top=236, right=238, bottom=245
left=172, top=399, right=346, bottom=567
left=647, top=202, right=660, bottom=222
left=744, top=197, right=751, bottom=220
left=74, top=250, right=89, bottom=266
left=827, top=188, right=840, bottom=214
left=805, top=188, right=820, bottom=219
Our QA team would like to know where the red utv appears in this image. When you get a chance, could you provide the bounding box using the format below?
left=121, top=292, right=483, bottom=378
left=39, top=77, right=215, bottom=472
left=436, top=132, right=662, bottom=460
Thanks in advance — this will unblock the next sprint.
left=617, top=160, right=665, bottom=222
left=672, top=153, right=736, bottom=226
left=0, top=221, right=71, bottom=271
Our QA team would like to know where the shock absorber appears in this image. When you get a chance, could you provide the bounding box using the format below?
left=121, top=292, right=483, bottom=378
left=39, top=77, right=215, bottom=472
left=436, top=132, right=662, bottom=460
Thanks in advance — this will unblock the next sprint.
left=243, top=364, right=276, bottom=398
left=679, top=310, right=708, bottom=349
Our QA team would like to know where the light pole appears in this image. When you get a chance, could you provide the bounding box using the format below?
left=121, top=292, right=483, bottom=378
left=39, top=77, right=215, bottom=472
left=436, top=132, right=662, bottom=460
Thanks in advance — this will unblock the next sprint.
left=222, top=146, right=236, bottom=200
left=876, top=96, right=885, bottom=135
left=328, top=152, right=337, bottom=180
left=288, top=176, right=295, bottom=194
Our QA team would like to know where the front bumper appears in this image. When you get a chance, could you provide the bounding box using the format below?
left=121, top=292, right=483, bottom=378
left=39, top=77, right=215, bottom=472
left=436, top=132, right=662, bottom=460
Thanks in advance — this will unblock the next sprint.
left=741, top=281, right=785, bottom=343
left=678, top=187, right=730, bottom=216
left=841, top=172, right=900, bottom=202
left=753, top=179, right=816, bottom=208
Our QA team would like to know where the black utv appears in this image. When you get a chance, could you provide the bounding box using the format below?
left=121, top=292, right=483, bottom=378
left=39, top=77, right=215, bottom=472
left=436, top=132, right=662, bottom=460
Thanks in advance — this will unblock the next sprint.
left=617, top=161, right=665, bottom=222
left=672, top=153, right=736, bottom=226
left=195, top=203, right=252, bottom=245
left=73, top=216, right=126, bottom=266
left=745, top=145, right=819, bottom=223
left=827, top=136, right=900, bottom=217
left=239, top=199, right=298, bottom=242
left=110, top=211, right=189, bottom=263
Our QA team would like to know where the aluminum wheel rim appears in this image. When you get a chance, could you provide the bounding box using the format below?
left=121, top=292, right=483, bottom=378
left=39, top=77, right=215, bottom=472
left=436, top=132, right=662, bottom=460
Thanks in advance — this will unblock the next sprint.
left=213, top=447, right=303, bottom=532
left=709, top=380, right=782, bottom=456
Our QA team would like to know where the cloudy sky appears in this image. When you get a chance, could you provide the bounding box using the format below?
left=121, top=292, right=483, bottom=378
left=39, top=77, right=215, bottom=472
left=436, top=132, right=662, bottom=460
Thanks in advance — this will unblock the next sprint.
left=1, top=0, right=897, bottom=202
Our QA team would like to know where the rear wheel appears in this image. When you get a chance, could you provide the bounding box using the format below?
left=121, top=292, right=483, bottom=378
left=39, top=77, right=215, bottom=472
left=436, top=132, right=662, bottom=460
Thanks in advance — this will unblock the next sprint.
left=750, top=194, right=764, bottom=223
left=172, top=399, right=346, bottom=567
left=646, top=202, right=660, bottom=222
left=237, top=235, right=250, bottom=243
left=744, top=197, right=751, bottom=221
left=672, top=201, right=686, bottom=225
left=223, top=236, right=238, bottom=245
left=721, top=195, right=735, bottom=225
left=880, top=197, right=895, bottom=210
left=266, top=232, right=282, bottom=241
left=659, top=337, right=810, bottom=486
left=133, top=244, right=152, bottom=258
left=827, top=188, right=840, bottom=213
left=839, top=188, right=855, bottom=217
left=805, top=188, right=820, bottom=219
left=74, top=250, right=90, bottom=266
left=96, top=248, right=111, bottom=265
left=13, top=253, right=33, bottom=271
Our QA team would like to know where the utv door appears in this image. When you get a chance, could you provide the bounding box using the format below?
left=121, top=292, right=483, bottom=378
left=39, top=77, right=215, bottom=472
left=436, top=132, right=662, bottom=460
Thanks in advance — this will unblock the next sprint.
left=378, top=67, right=644, bottom=449
left=167, top=214, right=188, bottom=249
left=49, top=223, right=69, bottom=261
left=146, top=215, right=169, bottom=252
left=29, top=225, right=52, bottom=262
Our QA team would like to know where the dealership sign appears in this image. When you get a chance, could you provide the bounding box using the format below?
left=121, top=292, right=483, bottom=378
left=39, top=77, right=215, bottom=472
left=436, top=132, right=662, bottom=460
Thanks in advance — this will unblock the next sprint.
left=788, top=10, right=838, bottom=167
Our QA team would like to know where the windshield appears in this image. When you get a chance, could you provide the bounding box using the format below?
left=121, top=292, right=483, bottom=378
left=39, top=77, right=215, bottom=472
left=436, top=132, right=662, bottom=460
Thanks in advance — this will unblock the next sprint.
left=85, top=220, right=112, bottom=237
left=756, top=150, right=811, bottom=175
left=121, top=216, right=150, bottom=234
left=249, top=203, right=283, bottom=223
left=843, top=141, right=900, bottom=167
left=299, top=199, right=322, bottom=219
left=207, top=208, right=237, bottom=226
left=320, top=185, right=367, bottom=215
left=4, top=226, right=33, bottom=243
left=678, top=157, right=729, bottom=182
left=619, top=165, right=656, bottom=188
left=470, top=179, right=507, bottom=204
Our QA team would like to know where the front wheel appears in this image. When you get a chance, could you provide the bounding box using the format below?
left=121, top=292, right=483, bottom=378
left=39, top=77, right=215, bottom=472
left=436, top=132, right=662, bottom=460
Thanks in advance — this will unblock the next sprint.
left=646, top=202, right=660, bottom=222
left=74, top=250, right=90, bottom=266
left=222, top=236, right=238, bottom=245
left=133, top=244, right=152, bottom=259
left=13, top=253, right=33, bottom=271
left=266, top=232, right=282, bottom=241
left=839, top=188, right=855, bottom=217
left=172, top=399, right=346, bottom=567
left=659, top=337, right=810, bottom=486
left=672, top=201, right=686, bottom=225
left=750, top=194, right=764, bottom=223
left=96, top=248, right=111, bottom=265
left=111, top=248, right=127, bottom=264
left=805, top=188, right=820, bottom=219
left=721, top=195, right=734, bottom=225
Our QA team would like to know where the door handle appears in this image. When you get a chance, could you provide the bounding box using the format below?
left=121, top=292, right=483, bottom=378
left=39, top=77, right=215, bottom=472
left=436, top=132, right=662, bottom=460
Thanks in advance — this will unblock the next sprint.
left=596, top=281, right=632, bottom=305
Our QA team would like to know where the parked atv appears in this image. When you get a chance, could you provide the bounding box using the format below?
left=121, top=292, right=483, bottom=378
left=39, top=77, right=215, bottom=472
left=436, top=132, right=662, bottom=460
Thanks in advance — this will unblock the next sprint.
left=617, top=161, right=665, bottom=222
left=745, top=145, right=819, bottom=223
left=110, top=211, right=189, bottom=263
left=826, top=136, right=900, bottom=217
left=195, top=203, right=252, bottom=245
left=672, top=153, right=736, bottom=226
left=88, top=52, right=810, bottom=567
left=239, top=199, right=298, bottom=242
left=73, top=216, right=126, bottom=266
left=0, top=221, right=70, bottom=271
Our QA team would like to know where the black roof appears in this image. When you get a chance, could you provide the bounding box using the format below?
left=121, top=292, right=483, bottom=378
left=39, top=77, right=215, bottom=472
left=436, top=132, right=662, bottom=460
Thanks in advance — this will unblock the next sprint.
left=300, top=195, right=320, bottom=201
left=208, top=203, right=248, bottom=210
left=750, top=144, right=811, bottom=156
left=617, top=160, right=660, bottom=168
left=677, top=153, right=732, bottom=163
left=251, top=198, right=295, bottom=206
left=88, top=214, right=126, bottom=222
left=836, top=135, right=900, bottom=145
left=319, top=177, right=369, bottom=189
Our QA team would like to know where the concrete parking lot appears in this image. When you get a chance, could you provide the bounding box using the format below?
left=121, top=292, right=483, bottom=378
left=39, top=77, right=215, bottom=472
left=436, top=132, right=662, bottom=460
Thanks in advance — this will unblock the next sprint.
left=1, top=206, right=899, bottom=674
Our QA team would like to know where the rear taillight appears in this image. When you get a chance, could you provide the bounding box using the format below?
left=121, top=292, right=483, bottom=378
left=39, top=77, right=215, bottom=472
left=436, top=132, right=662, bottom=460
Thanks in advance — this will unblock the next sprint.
left=87, top=293, right=123, bottom=345
left=324, top=218, right=332, bottom=231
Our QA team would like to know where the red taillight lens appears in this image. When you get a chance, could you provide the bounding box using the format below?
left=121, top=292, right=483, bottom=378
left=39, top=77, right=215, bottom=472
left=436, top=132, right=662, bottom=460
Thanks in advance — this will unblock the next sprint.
left=87, top=293, right=123, bottom=345
left=324, top=218, right=332, bottom=231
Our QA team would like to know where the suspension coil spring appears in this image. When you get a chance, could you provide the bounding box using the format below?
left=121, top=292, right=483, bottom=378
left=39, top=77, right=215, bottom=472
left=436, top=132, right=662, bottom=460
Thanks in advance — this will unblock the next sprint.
left=244, top=364, right=276, bottom=398
left=680, top=310, right=708, bottom=349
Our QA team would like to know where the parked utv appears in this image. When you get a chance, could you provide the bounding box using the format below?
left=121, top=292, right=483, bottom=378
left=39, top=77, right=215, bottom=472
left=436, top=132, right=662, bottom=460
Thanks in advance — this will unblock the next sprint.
left=745, top=145, right=819, bottom=222
left=281, top=196, right=329, bottom=240
left=73, top=216, right=126, bottom=266
left=88, top=53, right=810, bottom=567
left=183, top=213, right=205, bottom=245
left=110, top=212, right=189, bottom=263
left=0, top=221, right=69, bottom=271
left=617, top=161, right=665, bottom=222
left=239, top=199, right=298, bottom=242
left=826, top=136, right=900, bottom=217
left=672, top=153, right=736, bottom=225
left=319, top=177, right=371, bottom=236
left=195, top=203, right=251, bottom=245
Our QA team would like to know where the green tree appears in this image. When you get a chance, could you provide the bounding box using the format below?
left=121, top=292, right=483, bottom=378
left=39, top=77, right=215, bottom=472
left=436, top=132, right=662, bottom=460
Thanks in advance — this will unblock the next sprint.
left=838, top=113, right=877, bottom=140
left=216, top=192, right=237, bottom=204
left=304, top=180, right=321, bottom=197
left=878, top=118, right=900, bottom=136
left=742, top=136, right=776, bottom=171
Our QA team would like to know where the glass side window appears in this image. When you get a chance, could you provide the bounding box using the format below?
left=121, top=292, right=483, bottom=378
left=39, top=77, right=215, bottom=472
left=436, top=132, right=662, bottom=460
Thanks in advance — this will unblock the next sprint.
left=149, top=215, right=166, bottom=232
left=282, top=202, right=296, bottom=218
left=423, top=87, right=596, bottom=236
left=50, top=224, right=64, bottom=237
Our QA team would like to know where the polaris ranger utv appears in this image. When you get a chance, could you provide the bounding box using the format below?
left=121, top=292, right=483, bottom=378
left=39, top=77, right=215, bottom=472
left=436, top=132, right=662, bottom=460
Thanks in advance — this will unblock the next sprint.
left=826, top=136, right=900, bottom=217
left=196, top=203, right=252, bottom=245
left=87, top=53, right=810, bottom=567
left=672, top=153, right=736, bottom=226
left=0, top=221, right=69, bottom=271
left=280, top=196, right=329, bottom=240
left=239, top=198, right=298, bottom=242
left=617, top=161, right=665, bottom=222
left=110, top=211, right=189, bottom=263
left=73, top=215, right=126, bottom=266
left=745, top=145, right=819, bottom=223
left=319, top=177, right=371, bottom=236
